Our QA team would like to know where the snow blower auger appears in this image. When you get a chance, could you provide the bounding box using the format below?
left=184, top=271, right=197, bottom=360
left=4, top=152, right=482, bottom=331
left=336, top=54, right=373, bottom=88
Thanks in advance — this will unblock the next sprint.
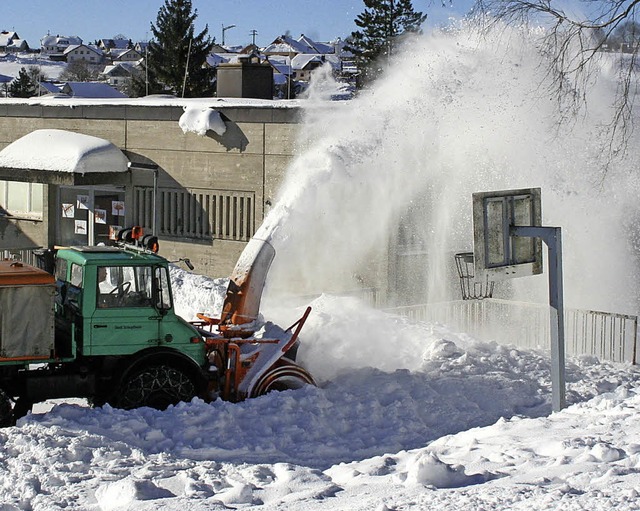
left=192, top=237, right=316, bottom=402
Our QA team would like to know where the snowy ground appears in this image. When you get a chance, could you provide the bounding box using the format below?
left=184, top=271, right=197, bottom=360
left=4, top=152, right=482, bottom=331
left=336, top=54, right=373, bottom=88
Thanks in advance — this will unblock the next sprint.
left=1, top=269, right=638, bottom=510
left=0, top=53, right=66, bottom=82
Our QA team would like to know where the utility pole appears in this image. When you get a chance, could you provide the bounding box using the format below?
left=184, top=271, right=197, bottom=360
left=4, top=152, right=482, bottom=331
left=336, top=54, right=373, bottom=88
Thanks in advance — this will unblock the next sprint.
left=222, top=23, right=236, bottom=46
left=250, top=29, right=258, bottom=46
left=182, top=38, right=192, bottom=98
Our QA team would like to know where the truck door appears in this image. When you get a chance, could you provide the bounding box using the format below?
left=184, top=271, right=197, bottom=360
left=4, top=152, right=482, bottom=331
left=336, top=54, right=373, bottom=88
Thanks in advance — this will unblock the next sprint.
left=89, top=265, right=163, bottom=356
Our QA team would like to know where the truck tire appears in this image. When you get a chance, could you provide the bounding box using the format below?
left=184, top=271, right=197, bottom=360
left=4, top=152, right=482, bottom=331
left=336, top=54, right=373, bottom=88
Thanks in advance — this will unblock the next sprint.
left=113, top=364, right=197, bottom=410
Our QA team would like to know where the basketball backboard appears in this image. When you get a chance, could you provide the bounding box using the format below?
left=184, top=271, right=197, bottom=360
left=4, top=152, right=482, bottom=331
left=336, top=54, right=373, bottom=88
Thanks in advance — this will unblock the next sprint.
left=472, top=188, right=543, bottom=280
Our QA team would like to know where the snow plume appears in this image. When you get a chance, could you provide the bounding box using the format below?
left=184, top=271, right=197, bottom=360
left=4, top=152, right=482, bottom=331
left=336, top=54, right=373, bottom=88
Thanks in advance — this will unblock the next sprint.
left=259, top=23, right=640, bottom=314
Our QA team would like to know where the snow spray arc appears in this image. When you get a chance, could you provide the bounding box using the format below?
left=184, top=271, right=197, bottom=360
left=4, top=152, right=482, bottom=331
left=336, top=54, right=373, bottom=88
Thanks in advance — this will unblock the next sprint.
left=263, top=24, right=640, bottom=314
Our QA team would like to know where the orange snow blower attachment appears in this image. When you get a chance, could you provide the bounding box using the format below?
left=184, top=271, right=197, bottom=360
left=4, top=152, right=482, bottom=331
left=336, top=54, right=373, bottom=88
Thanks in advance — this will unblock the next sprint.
left=218, top=238, right=276, bottom=338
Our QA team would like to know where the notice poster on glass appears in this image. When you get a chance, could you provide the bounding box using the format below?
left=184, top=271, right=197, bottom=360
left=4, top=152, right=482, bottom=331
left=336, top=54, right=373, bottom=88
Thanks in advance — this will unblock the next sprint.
left=62, top=203, right=74, bottom=218
left=112, top=201, right=125, bottom=216
left=108, top=225, right=122, bottom=240
left=76, top=195, right=89, bottom=210
left=74, top=220, right=87, bottom=235
left=95, top=209, right=107, bottom=224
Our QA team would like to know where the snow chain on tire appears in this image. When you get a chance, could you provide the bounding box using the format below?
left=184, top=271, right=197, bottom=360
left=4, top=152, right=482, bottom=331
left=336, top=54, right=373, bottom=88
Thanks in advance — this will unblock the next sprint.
left=117, top=364, right=196, bottom=410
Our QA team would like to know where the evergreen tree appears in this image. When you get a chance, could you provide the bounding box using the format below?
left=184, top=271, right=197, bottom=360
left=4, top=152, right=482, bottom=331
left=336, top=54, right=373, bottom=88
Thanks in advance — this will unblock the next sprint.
left=8, top=67, right=35, bottom=98
left=347, top=0, right=427, bottom=87
left=133, top=0, right=214, bottom=97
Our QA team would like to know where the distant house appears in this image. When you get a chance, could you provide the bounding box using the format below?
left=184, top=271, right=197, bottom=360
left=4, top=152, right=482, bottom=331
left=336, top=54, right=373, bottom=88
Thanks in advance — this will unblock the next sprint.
left=296, top=34, right=335, bottom=54
left=64, top=44, right=104, bottom=65
left=40, top=34, right=83, bottom=59
left=261, top=34, right=349, bottom=84
left=97, top=38, right=130, bottom=52
left=0, top=31, right=29, bottom=53
left=291, top=54, right=326, bottom=81
left=262, top=35, right=310, bottom=57
left=133, top=41, right=149, bottom=54
left=110, top=48, right=142, bottom=63
left=100, top=62, right=138, bottom=92
left=36, top=81, right=64, bottom=96
left=60, top=81, right=127, bottom=98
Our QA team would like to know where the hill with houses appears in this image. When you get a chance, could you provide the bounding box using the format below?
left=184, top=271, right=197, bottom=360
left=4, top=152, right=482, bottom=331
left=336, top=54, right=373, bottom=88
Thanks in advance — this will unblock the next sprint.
left=0, top=30, right=356, bottom=99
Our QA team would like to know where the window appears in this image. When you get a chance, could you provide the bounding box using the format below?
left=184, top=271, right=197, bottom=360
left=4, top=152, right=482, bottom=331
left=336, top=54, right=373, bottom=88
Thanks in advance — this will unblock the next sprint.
left=55, top=258, right=68, bottom=282
left=132, top=186, right=255, bottom=241
left=97, top=265, right=154, bottom=308
left=0, top=181, right=44, bottom=219
left=155, top=266, right=171, bottom=310
left=70, top=264, right=83, bottom=288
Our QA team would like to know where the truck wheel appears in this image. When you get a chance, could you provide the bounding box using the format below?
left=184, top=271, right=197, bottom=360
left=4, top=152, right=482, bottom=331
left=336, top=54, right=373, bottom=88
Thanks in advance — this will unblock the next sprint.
left=115, top=364, right=197, bottom=410
left=0, top=390, right=12, bottom=427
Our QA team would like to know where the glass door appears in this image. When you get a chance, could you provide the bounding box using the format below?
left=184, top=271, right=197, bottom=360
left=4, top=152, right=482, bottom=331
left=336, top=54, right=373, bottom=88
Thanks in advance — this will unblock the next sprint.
left=57, top=187, right=126, bottom=246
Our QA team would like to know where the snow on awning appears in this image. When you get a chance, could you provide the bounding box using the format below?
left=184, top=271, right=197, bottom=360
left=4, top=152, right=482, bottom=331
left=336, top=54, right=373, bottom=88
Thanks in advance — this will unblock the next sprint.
left=0, top=129, right=130, bottom=185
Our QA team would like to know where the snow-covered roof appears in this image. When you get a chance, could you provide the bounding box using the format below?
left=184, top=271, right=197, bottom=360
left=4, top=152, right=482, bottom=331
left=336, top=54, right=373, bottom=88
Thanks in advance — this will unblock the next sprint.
left=291, top=54, right=324, bottom=71
left=297, top=34, right=334, bottom=54
left=0, top=129, right=129, bottom=175
left=262, top=35, right=310, bottom=55
left=63, top=44, right=103, bottom=56
left=111, top=48, right=141, bottom=59
left=99, top=38, right=130, bottom=50
left=269, top=59, right=292, bottom=76
left=0, top=31, right=18, bottom=47
left=38, top=81, right=62, bottom=93
left=0, top=73, right=12, bottom=83
left=40, top=34, right=82, bottom=47
left=206, top=53, right=232, bottom=67
left=101, top=62, right=137, bottom=77
left=61, top=82, right=127, bottom=99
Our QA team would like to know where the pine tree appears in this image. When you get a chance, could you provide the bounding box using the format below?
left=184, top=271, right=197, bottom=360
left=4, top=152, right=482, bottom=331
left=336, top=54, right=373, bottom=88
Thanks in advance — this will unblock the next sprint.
left=133, top=0, right=214, bottom=97
left=8, top=67, right=35, bottom=98
left=347, top=0, right=427, bottom=87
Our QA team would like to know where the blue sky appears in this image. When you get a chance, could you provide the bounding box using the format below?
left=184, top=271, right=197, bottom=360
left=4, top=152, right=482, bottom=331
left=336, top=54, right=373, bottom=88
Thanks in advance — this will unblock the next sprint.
left=3, top=0, right=471, bottom=48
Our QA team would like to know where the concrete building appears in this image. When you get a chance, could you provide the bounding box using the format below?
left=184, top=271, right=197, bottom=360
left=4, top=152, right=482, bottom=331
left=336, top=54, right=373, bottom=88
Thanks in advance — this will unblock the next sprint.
left=0, top=99, right=300, bottom=277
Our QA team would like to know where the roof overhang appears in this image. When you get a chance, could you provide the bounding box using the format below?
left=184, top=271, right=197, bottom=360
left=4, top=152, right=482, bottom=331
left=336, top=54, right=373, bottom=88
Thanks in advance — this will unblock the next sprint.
left=0, top=129, right=131, bottom=186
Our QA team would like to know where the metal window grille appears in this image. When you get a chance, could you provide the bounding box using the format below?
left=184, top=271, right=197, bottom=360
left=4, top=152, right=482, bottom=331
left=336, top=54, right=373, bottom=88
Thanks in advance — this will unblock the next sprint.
left=133, top=187, right=255, bottom=241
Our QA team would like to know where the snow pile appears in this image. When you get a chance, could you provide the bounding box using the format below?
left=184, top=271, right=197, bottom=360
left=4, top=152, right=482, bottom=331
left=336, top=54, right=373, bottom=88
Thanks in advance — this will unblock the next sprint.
left=0, top=248, right=637, bottom=510
left=11, top=314, right=640, bottom=509
left=178, top=107, right=227, bottom=136
left=169, top=265, right=228, bottom=321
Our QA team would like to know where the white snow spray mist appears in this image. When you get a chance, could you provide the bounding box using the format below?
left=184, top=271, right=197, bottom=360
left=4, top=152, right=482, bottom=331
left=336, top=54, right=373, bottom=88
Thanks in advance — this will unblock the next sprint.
left=263, top=23, right=640, bottom=316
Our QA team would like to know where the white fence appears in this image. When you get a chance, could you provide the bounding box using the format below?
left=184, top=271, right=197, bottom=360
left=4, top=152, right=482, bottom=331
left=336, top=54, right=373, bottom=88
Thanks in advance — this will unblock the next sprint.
left=386, top=299, right=638, bottom=364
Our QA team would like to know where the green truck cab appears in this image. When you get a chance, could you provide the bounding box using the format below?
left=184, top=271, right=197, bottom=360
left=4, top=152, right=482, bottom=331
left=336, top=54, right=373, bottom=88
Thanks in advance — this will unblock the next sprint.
left=0, top=245, right=210, bottom=424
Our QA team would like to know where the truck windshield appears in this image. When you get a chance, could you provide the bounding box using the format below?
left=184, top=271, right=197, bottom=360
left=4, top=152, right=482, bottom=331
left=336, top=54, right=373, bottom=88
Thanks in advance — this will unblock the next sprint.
left=97, top=265, right=154, bottom=308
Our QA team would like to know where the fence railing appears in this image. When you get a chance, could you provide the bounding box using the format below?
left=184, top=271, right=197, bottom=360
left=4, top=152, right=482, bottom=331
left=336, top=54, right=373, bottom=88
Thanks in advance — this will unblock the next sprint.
left=3, top=246, right=635, bottom=364
left=385, top=299, right=638, bottom=364
left=0, top=247, right=41, bottom=266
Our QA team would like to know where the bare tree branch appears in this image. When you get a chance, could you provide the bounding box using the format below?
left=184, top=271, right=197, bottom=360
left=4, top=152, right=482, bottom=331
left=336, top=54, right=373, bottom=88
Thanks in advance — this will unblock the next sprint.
left=472, top=0, right=640, bottom=163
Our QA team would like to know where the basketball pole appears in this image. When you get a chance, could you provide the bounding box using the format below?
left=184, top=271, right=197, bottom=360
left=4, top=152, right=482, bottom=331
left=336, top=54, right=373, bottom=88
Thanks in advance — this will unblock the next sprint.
left=511, top=225, right=566, bottom=412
